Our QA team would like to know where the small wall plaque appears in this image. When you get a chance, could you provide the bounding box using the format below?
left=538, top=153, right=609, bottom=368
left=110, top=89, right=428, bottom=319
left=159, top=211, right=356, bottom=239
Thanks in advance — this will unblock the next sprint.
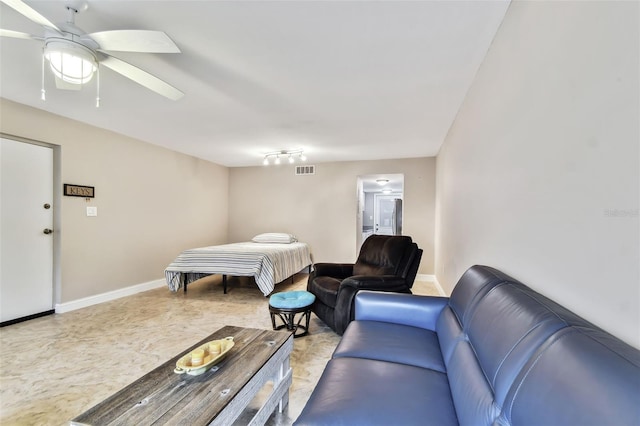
left=64, top=184, right=95, bottom=198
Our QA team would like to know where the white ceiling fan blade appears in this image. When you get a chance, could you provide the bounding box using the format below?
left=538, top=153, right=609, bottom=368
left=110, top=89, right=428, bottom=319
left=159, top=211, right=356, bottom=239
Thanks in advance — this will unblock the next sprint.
left=89, top=30, right=180, bottom=53
left=0, top=29, right=41, bottom=40
left=100, top=55, right=183, bottom=101
left=0, top=0, right=60, bottom=32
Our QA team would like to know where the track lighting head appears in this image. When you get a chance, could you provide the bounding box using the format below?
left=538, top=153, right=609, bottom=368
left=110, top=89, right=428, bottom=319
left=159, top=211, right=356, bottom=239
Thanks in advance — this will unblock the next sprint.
left=261, top=149, right=306, bottom=166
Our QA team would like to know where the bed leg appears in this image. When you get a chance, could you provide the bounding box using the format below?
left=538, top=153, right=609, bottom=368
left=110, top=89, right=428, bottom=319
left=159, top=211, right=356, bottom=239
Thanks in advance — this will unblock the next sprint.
left=223, top=275, right=227, bottom=294
left=183, top=274, right=187, bottom=293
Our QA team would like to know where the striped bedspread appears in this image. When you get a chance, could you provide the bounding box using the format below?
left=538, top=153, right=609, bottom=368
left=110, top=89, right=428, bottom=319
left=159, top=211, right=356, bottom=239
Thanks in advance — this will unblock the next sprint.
left=164, top=242, right=312, bottom=296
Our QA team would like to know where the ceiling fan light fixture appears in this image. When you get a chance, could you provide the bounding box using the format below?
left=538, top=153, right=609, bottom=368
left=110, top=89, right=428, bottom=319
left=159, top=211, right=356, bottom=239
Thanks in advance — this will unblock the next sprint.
left=44, top=41, right=97, bottom=85
left=3, top=0, right=183, bottom=101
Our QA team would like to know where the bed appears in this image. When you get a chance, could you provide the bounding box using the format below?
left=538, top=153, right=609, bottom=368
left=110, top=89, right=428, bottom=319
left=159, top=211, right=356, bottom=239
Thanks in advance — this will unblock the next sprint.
left=164, top=234, right=312, bottom=296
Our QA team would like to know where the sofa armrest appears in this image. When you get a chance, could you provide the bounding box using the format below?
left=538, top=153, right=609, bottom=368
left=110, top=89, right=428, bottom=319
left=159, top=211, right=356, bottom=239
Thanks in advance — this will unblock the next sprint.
left=354, top=290, right=449, bottom=331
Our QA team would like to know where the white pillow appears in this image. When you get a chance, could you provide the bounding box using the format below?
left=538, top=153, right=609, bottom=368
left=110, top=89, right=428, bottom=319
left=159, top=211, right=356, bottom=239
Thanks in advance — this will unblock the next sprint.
left=252, top=233, right=298, bottom=244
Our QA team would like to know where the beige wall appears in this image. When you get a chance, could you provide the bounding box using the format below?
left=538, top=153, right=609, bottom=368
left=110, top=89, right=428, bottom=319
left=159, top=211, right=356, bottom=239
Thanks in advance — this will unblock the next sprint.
left=0, top=99, right=229, bottom=302
left=435, top=1, right=639, bottom=346
left=229, top=157, right=435, bottom=274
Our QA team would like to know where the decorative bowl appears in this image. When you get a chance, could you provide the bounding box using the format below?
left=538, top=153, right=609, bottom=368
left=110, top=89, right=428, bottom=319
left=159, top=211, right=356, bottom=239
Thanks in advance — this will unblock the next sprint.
left=174, top=336, right=234, bottom=376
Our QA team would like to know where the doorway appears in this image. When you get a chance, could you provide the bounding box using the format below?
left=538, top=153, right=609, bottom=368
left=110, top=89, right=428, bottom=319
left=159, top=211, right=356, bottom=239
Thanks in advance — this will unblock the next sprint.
left=374, top=193, right=403, bottom=235
left=356, top=174, right=404, bottom=252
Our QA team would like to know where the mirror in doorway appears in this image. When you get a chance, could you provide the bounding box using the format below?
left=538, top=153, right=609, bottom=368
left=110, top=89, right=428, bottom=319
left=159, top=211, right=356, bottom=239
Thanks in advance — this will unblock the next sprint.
left=356, top=174, right=404, bottom=251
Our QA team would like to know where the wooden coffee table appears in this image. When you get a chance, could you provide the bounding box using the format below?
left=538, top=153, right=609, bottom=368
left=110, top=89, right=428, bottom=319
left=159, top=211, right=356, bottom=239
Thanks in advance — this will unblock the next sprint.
left=70, top=325, right=294, bottom=425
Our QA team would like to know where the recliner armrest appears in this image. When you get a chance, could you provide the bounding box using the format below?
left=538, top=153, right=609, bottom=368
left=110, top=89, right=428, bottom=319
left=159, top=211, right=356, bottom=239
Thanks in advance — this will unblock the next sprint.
left=332, top=276, right=411, bottom=335
left=340, top=275, right=408, bottom=291
left=354, top=290, right=449, bottom=331
left=313, top=262, right=354, bottom=279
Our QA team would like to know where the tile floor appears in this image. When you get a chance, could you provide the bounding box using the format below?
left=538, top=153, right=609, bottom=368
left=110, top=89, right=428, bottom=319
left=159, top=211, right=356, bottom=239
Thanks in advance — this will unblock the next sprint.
left=0, top=274, right=442, bottom=425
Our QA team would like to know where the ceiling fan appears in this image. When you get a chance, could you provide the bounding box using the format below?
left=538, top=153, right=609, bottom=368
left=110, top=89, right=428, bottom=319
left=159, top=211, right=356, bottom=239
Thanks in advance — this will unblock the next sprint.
left=0, top=0, right=183, bottom=102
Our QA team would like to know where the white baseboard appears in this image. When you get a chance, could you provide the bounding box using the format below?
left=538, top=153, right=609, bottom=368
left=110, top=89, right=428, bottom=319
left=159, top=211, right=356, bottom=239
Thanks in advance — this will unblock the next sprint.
left=416, top=274, right=447, bottom=296
left=416, top=273, right=434, bottom=282
left=55, top=278, right=166, bottom=314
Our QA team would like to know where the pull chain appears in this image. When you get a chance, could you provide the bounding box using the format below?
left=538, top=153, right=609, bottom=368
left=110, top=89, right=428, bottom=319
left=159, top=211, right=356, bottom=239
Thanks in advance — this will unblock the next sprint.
left=41, top=48, right=46, bottom=101
left=95, top=65, right=100, bottom=108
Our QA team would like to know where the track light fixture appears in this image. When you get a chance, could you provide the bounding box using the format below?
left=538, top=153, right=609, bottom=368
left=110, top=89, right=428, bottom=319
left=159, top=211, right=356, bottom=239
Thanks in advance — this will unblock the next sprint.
left=262, top=149, right=306, bottom=166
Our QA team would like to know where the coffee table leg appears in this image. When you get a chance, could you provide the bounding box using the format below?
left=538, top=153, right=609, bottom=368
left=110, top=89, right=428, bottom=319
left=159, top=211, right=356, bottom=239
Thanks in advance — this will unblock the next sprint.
left=242, top=334, right=293, bottom=426
left=278, top=355, right=291, bottom=413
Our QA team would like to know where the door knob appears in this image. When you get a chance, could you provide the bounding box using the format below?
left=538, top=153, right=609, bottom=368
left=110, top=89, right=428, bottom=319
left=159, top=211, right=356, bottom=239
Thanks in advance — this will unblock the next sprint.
left=43, top=228, right=53, bottom=235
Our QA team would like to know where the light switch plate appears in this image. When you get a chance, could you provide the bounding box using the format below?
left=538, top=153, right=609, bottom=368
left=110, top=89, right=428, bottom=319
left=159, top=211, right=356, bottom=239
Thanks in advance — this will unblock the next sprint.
left=86, top=206, right=98, bottom=217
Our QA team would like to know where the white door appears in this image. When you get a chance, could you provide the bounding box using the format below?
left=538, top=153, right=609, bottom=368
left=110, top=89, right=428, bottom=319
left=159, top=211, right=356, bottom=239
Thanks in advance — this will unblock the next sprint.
left=374, top=193, right=402, bottom=235
left=0, top=138, right=54, bottom=323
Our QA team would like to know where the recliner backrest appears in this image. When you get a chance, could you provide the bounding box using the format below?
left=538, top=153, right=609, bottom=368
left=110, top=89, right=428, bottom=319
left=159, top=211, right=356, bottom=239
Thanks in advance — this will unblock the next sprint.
left=353, top=235, right=414, bottom=276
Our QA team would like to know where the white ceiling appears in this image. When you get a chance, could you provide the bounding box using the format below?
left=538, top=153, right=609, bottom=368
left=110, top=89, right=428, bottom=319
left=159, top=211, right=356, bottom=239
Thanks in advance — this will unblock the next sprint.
left=0, top=0, right=510, bottom=167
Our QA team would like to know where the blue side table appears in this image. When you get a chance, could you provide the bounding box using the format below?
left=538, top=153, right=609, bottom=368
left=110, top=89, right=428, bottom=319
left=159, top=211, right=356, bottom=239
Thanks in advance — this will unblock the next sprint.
left=269, top=290, right=315, bottom=338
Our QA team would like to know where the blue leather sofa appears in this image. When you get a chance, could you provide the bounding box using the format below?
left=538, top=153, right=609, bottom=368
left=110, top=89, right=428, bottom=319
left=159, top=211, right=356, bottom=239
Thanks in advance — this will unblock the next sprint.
left=295, top=265, right=640, bottom=425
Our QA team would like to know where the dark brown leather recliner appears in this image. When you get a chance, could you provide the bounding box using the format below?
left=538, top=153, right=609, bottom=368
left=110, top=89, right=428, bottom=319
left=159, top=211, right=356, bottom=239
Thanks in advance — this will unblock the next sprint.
left=307, top=235, right=423, bottom=335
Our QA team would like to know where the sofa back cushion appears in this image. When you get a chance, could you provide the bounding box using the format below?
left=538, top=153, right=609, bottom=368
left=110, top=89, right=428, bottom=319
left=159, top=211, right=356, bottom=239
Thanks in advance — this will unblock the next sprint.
left=437, top=266, right=592, bottom=425
left=448, top=265, right=513, bottom=324
left=353, top=235, right=413, bottom=276
left=438, top=265, right=640, bottom=425
left=464, top=282, right=588, bottom=408
left=498, top=326, right=640, bottom=425
left=438, top=266, right=513, bottom=369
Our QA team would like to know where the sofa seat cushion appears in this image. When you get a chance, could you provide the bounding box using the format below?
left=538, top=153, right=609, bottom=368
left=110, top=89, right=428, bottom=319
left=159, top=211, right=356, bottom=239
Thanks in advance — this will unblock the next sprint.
left=308, top=276, right=341, bottom=308
left=333, top=320, right=446, bottom=372
left=295, top=357, right=458, bottom=426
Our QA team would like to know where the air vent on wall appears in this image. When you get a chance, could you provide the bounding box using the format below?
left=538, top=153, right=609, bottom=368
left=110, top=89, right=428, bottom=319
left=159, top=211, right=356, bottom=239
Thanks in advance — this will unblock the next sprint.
left=295, top=165, right=315, bottom=175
